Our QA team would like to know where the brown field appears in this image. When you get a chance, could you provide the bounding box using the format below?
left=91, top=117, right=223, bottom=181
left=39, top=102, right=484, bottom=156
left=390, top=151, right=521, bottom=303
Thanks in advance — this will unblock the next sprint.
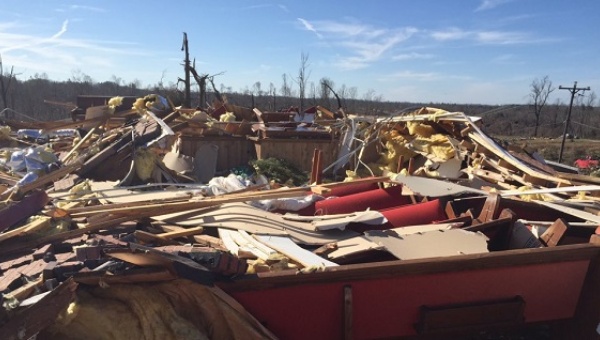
left=497, top=136, right=600, bottom=166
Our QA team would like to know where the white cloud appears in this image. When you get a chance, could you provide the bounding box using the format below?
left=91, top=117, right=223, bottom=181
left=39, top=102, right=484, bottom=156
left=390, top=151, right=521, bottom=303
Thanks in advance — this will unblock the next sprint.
left=297, top=18, right=323, bottom=39
left=392, top=52, right=434, bottom=61
left=430, top=27, right=470, bottom=41
left=0, top=20, right=144, bottom=81
left=476, top=31, right=529, bottom=44
left=297, top=18, right=418, bottom=70
left=475, top=0, right=513, bottom=12
left=69, top=5, right=106, bottom=13
left=384, top=70, right=439, bottom=81
left=430, top=28, right=535, bottom=45
left=50, top=20, right=68, bottom=40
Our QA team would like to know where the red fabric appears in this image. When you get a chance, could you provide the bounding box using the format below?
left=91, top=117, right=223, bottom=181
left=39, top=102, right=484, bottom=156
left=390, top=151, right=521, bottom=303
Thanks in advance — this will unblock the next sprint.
left=323, top=181, right=380, bottom=198
left=348, top=199, right=446, bottom=232
left=315, top=185, right=411, bottom=215
left=381, top=199, right=446, bottom=227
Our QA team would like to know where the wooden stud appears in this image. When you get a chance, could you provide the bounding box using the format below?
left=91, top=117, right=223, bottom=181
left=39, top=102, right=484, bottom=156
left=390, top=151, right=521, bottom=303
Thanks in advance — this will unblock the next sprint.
left=476, top=194, right=501, bottom=223
left=315, top=149, right=323, bottom=185
left=540, top=219, right=569, bottom=247
left=157, top=226, right=204, bottom=240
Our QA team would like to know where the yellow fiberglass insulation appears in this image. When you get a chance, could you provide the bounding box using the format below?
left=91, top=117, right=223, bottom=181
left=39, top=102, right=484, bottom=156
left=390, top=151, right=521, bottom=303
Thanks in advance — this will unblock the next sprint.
left=406, top=121, right=436, bottom=138
left=375, top=130, right=417, bottom=173
left=0, top=125, right=11, bottom=140
left=132, top=97, right=147, bottom=114
left=108, top=96, right=124, bottom=110
left=219, top=111, right=237, bottom=122
left=410, top=134, right=455, bottom=161
left=134, top=148, right=157, bottom=181
left=42, top=280, right=274, bottom=340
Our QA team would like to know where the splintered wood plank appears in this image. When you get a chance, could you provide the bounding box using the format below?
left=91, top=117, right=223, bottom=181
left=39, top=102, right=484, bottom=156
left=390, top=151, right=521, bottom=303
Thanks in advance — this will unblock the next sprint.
left=225, top=229, right=273, bottom=261
left=468, top=131, right=570, bottom=186
left=0, top=216, right=51, bottom=244
left=254, top=235, right=338, bottom=268
left=218, top=228, right=241, bottom=257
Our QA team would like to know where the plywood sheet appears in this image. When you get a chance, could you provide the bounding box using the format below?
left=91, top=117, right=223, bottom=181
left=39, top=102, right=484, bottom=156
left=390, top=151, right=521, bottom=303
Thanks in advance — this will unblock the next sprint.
left=364, top=228, right=489, bottom=260
left=392, top=175, right=486, bottom=197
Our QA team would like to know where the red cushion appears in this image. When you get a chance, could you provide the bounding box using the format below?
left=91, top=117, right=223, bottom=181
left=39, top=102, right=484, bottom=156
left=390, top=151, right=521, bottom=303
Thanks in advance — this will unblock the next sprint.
left=315, top=185, right=411, bottom=215
left=348, top=199, right=446, bottom=232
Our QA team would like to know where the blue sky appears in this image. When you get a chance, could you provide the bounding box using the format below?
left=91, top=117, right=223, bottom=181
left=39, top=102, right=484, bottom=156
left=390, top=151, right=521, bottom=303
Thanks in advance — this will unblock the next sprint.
left=0, top=0, right=598, bottom=105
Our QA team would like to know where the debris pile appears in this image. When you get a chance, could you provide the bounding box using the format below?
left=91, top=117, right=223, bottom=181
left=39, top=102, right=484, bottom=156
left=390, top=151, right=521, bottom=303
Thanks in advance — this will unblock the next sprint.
left=0, top=97, right=599, bottom=339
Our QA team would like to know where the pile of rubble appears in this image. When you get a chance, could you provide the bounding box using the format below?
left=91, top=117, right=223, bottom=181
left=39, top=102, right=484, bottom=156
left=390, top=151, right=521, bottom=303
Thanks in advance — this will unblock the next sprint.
left=0, top=96, right=599, bottom=339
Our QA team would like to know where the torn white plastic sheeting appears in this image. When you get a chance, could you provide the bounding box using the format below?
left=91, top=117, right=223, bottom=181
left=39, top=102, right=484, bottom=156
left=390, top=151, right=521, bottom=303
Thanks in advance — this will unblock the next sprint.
left=259, top=194, right=321, bottom=212
left=282, top=210, right=387, bottom=231
left=163, top=151, right=194, bottom=175
left=254, top=235, right=338, bottom=268
left=392, top=174, right=486, bottom=197
left=364, top=228, right=489, bottom=260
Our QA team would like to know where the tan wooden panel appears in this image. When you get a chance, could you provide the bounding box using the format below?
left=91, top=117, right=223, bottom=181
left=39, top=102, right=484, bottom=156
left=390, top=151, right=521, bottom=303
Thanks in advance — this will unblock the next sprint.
left=179, top=136, right=256, bottom=172
left=254, top=138, right=340, bottom=172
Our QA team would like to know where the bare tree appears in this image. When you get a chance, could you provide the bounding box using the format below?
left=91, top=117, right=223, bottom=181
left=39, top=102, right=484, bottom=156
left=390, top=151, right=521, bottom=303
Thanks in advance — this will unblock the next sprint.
left=296, top=52, right=310, bottom=115
left=281, top=74, right=291, bottom=97
left=269, top=82, right=276, bottom=110
left=585, top=91, right=597, bottom=109
left=0, top=54, right=16, bottom=111
left=319, top=77, right=334, bottom=107
left=529, top=76, right=555, bottom=137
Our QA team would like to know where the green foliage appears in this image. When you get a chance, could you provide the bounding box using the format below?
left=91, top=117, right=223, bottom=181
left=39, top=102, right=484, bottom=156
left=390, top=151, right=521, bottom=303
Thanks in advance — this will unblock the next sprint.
left=250, top=157, right=308, bottom=186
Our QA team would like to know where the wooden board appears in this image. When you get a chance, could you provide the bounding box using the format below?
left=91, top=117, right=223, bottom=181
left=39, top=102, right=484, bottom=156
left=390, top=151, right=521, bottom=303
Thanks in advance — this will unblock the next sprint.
left=255, top=235, right=338, bottom=268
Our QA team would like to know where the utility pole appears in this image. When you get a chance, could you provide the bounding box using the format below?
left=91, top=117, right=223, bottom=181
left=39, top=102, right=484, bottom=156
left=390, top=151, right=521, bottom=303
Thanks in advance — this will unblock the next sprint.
left=181, top=32, right=191, bottom=108
left=558, top=81, right=590, bottom=163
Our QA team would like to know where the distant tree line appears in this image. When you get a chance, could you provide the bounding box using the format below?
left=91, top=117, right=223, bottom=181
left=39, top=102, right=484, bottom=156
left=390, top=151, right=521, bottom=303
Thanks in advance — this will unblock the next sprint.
left=0, top=55, right=598, bottom=140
